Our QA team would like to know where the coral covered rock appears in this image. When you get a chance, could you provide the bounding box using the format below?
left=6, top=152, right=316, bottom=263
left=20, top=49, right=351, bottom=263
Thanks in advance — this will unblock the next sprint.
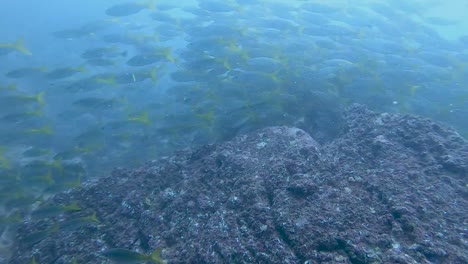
left=9, top=105, right=468, bottom=264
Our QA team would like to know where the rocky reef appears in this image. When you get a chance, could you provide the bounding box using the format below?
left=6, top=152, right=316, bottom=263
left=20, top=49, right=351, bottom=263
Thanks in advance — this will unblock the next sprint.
left=9, top=105, right=468, bottom=263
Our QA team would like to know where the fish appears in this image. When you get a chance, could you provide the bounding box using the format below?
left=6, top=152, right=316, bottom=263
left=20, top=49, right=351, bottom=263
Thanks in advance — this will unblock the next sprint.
left=5, top=194, right=43, bottom=210
left=149, top=11, right=177, bottom=23
left=53, top=150, right=81, bottom=161
left=0, top=83, right=17, bottom=91
left=244, top=57, right=282, bottom=74
left=105, top=1, right=155, bottom=17
left=32, top=202, right=81, bottom=218
left=52, top=20, right=112, bottom=39
left=22, top=223, right=59, bottom=246
left=0, top=38, right=32, bottom=55
left=22, top=147, right=51, bottom=158
left=5, top=67, right=47, bottom=78
left=45, top=65, right=87, bottom=79
left=101, top=33, right=135, bottom=44
left=21, top=159, right=60, bottom=172
left=0, top=91, right=45, bottom=109
left=60, top=162, right=87, bottom=178
left=125, top=48, right=175, bottom=67
left=43, top=176, right=81, bottom=194
left=128, top=112, right=151, bottom=125
left=59, top=212, right=99, bottom=231
left=64, top=78, right=104, bottom=93
left=28, top=170, right=55, bottom=186
left=112, top=68, right=160, bottom=84
left=103, top=248, right=165, bottom=264
left=72, top=97, right=117, bottom=110
left=0, top=110, right=42, bottom=124
left=52, top=20, right=111, bottom=40
left=126, top=54, right=163, bottom=66
left=74, top=128, right=106, bottom=145
left=170, top=69, right=204, bottom=82
left=86, top=58, right=116, bottom=67
left=26, top=125, right=54, bottom=135
left=81, top=47, right=127, bottom=59
left=94, top=74, right=118, bottom=86
left=53, top=28, right=93, bottom=39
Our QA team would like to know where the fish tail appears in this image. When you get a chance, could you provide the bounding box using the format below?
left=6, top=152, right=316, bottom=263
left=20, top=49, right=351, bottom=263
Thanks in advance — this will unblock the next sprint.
left=88, top=212, right=100, bottom=223
left=12, top=38, right=32, bottom=55
left=150, top=67, right=158, bottom=83
left=164, top=48, right=176, bottom=63
left=129, top=112, right=151, bottom=125
left=142, top=114, right=151, bottom=125
left=35, top=91, right=46, bottom=105
left=39, top=170, right=55, bottom=185
left=43, top=126, right=54, bottom=135
left=150, top=248, right=165, bottom=264
left=76, top=65, right=87, bottom=73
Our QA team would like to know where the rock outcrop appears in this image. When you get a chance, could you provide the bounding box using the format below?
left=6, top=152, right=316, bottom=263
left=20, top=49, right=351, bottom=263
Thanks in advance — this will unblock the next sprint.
left=9, top=105, right=468, bottom=263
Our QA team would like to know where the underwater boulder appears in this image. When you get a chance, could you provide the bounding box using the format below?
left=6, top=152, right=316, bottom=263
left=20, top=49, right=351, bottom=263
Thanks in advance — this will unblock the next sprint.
left=8, top=105, right=467, bottom=264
